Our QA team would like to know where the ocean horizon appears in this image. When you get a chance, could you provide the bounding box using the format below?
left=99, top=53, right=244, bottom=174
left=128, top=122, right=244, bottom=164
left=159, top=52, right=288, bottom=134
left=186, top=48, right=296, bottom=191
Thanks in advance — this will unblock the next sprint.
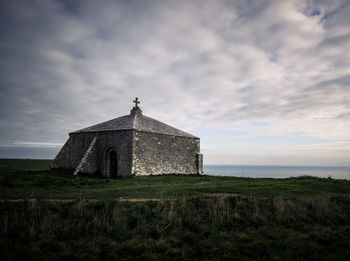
left=204, top=165, right=350, bottom=180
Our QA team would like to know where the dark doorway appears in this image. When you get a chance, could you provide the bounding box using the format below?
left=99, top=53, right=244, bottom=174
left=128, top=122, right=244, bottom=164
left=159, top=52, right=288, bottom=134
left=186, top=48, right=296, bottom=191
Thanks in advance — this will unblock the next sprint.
left=108, top=150, right=118, bottom=177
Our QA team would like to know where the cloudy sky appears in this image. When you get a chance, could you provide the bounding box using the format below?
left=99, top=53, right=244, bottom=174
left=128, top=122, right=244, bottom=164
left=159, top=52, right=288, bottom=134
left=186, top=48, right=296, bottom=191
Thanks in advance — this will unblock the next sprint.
left=0, top=0, right=349, bottom=166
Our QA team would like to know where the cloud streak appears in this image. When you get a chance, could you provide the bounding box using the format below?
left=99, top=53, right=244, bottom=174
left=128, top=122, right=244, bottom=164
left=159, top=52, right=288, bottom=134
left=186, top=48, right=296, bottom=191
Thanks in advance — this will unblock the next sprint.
left=0, top=0, right=349, bottom=165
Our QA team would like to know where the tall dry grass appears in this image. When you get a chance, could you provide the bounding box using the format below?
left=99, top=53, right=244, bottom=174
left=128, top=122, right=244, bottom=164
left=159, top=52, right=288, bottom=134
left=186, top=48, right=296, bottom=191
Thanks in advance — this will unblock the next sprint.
left=1, top=195, right=350, bottom=260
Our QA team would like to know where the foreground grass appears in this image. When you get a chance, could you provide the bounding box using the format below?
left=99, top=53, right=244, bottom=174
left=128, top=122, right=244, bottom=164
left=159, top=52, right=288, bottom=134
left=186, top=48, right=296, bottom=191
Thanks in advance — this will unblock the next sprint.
left=1, top=159, right=350, bottom=260
left=1, top=196, right=350, bottom=260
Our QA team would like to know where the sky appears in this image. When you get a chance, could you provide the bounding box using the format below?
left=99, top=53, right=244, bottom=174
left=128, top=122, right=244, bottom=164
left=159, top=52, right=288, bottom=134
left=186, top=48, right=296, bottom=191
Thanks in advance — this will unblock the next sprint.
left=0, top=0, right=349, bottom=166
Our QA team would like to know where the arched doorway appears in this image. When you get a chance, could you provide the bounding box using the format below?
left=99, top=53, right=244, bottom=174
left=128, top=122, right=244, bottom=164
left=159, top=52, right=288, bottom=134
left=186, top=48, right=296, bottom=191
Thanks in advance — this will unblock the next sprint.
left=107, top=149, right=118, bottom=177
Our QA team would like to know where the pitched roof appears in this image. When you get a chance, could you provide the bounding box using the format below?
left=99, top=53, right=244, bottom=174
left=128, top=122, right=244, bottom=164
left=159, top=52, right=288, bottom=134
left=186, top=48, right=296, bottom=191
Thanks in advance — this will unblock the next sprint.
left=70, top=107, right=198, bottom=138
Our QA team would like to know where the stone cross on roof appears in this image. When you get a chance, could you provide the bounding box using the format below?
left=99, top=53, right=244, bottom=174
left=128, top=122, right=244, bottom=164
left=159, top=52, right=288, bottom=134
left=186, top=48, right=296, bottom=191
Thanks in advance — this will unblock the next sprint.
left=133, top=97, right=140, bottom=108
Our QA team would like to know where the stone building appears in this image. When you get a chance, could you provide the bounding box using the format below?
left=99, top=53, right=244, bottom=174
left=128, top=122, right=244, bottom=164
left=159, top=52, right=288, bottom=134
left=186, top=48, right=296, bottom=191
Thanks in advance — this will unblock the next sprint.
left=52, top=98, right=203, bottom=177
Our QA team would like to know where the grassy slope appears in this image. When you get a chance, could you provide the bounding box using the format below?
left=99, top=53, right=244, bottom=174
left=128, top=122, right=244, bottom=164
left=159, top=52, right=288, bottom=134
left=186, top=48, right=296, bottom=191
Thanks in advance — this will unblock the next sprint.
left=1, top=159, right=350, bottom=199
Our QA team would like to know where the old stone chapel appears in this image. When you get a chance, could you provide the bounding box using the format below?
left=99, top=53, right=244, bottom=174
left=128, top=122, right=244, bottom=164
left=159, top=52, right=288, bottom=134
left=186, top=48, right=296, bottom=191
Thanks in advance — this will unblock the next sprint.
left=52, top=98, right=203, bottom=177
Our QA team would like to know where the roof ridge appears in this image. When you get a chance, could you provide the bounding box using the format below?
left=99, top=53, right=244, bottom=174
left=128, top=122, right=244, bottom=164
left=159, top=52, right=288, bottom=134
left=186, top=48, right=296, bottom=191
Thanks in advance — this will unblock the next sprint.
left=132, top=111, right=137, bottom=129
left=70, top=112, right=197, bottom=138
left=141, top=114, right=196, bottom=138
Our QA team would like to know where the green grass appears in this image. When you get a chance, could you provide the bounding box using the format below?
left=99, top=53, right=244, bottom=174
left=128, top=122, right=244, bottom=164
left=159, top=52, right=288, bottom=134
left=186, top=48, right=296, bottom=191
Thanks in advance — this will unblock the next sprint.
left=1, top=159, right=350, bottom=199
left=1, top=196, right=350, bottom=260
left=1, top=159, right=350, bottom=260
left=0, top=159, right=52, bottom=170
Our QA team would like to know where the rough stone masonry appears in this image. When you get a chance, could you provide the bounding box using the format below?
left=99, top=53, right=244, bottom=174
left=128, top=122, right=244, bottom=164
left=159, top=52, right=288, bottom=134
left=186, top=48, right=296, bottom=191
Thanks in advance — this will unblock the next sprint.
left=52, top=98, right=203, bottom=177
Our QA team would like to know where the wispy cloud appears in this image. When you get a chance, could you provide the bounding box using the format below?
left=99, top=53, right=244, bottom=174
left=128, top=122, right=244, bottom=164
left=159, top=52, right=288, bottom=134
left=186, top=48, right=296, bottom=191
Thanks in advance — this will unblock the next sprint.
left=0, top=0, right=349, bottom=164
left=13, top=142, right=63, bottom=147
left=0, top=142, right=63, bottom=148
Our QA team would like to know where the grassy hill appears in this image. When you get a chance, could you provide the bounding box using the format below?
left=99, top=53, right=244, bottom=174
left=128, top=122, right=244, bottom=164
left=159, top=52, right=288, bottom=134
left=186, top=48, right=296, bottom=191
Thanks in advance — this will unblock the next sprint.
left=1, top=159, right=350, bottom=260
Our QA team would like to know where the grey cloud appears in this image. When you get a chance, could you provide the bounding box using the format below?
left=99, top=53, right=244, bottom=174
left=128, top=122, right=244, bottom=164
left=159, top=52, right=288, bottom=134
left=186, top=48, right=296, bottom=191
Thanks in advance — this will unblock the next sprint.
left=0, top=0, right=349, bottom=161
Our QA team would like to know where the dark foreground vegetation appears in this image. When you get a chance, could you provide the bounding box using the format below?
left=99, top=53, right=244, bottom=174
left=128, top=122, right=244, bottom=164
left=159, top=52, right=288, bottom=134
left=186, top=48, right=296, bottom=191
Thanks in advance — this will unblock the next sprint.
left=1, top=196, right=350, bottom=260
left=1, top=159, right=350, bottom=260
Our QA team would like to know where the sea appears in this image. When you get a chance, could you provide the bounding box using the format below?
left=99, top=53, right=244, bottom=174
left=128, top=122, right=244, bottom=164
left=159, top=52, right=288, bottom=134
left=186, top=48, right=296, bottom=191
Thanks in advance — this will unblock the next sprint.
left=204, top=165, right=350, bottom=180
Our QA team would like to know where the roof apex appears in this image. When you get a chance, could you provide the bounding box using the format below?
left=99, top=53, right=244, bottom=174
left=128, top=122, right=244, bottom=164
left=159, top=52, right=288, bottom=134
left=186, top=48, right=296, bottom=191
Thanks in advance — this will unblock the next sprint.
left=130, top=106, right=142, bottom=115
left=70, top=112, right=197, bottom=138
left=71, top=98, right=197, bottom=138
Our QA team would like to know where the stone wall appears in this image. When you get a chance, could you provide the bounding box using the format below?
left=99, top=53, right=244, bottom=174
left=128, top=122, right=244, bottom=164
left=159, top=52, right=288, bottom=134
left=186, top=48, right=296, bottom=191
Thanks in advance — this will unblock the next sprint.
left=52, top=130, right=133, bottom=176
left=51, top=137, right=74, bottom=170
left=95, top=130, right=133, bottom=177
left=53, top=129, right=202, bottom=177
left=74, top=137, right=98, bottom=175
left=132, top=131, right=201, bottom=175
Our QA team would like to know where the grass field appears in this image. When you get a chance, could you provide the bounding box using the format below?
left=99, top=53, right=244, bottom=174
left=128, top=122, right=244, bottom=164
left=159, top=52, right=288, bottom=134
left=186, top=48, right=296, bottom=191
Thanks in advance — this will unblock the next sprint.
left=1, top=159, right=350, bottom=260
left=1, top=159, right=350, bottom=200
